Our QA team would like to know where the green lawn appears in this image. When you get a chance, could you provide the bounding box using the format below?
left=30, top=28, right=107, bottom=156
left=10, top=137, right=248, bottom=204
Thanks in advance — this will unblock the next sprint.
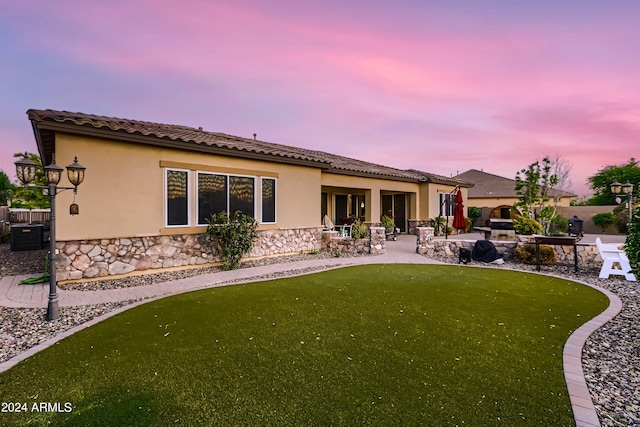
left=0, top=264, right=608, bottom=426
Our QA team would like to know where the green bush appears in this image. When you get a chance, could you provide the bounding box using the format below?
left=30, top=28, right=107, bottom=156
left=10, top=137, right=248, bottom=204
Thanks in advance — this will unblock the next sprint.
left=430, top=216, right=447, bottom=236
left=624, top=207, right=640, bottom=276
left=513, top=216, right=543, bottom=235
left=592, top=212, right=615, bottom=232
left=467, top=206, right=481, bottom=225
left=380, top=215, right=395, bottom=231
left=204, top=210, right=258, bottom=270
left=351, top=220, right=369, bottom=239
left=550, top=215, right=569, bottom=235
left=613, top=204, right=630, bottom=234
left=514, top=244, right=557, bottom=265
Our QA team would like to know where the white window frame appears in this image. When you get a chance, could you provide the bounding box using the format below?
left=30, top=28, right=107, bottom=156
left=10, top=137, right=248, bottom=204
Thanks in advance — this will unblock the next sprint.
left=196, top=171, right=257, bottom=226
left=439, top=192, right=455, bottom=217
left=164, top=168, right=191, bottom=228
left=260, top=177, right=277, bottom=224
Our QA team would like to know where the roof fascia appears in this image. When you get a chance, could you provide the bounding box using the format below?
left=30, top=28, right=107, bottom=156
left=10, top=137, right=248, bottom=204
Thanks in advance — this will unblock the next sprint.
left=322, top=168, right=420, bottom=183
left=32, top=120, right=325, bottom=169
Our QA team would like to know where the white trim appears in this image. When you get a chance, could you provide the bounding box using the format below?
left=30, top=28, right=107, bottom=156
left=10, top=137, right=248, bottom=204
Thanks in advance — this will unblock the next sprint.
left=164, top=168, right=191, bottom=228
left=196, top=171, right=257, bottom=225
left=260, top=177, right=277, bottom=224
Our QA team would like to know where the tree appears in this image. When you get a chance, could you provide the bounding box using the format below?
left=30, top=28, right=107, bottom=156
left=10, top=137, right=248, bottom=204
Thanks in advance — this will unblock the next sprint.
left=587, top=158, right=640, bottom=206
left=11, top=152, right=50, bottom=209
left=0, top=171, right=14, bottom=206
left=514, top=156, right=558, bottom=234
left=548, top=154, right=572, bottom=191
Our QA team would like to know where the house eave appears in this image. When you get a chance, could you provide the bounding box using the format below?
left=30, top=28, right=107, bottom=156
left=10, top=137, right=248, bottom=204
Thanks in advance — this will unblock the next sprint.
left=30, top=120, right=328, bottom=169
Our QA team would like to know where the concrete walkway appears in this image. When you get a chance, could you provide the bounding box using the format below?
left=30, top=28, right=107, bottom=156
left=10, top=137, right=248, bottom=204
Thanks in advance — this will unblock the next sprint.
left=0, top=233, right=617, bottom=426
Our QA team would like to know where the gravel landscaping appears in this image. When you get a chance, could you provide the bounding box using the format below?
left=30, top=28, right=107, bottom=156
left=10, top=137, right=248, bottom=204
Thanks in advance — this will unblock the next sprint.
left=1, top=243, right=638, bottom=425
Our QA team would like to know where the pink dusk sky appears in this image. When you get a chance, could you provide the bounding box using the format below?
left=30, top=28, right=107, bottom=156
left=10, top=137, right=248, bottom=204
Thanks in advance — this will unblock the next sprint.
left=1, top=1, right=639, bottom=196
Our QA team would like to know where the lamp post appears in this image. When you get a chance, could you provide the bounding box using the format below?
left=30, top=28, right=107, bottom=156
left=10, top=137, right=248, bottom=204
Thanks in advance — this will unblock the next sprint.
left=610, top=180, right=638, bottom=231
left=15, top=153, right=86, bottom=321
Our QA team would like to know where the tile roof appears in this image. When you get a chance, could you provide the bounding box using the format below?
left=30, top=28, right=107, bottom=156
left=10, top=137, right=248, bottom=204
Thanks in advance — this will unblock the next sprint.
left=27, top=109, right=470, bottom=185
left=455, top=169, right=576, bottom=198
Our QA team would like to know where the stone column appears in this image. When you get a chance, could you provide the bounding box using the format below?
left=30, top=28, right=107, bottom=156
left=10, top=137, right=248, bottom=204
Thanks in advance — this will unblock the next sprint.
left=416, top=226, right=435, bottom=255
left=370, top=226, right=386, bottom=255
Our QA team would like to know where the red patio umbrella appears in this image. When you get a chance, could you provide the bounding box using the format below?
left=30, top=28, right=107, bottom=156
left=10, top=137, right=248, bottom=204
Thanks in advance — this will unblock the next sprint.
left=452, top=189, right=466, bottom=232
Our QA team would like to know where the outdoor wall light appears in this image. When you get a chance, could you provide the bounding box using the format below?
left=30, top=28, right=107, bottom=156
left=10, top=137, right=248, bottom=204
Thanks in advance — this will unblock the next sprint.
left=610, top=179, right=638, bottom=232
left=14, top=153, right=87, bottom=321
left=66, top=156, right=86, bottom=190
left=14, top=152, right=37, bottom=185
left=44, top=158, right=63, bottom=185
left=609, top=180, right=622, bottom=195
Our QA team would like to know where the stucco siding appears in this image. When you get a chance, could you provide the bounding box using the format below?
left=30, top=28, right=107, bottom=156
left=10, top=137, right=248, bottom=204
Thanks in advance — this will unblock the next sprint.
left=53, top=134, right=321, bottom=240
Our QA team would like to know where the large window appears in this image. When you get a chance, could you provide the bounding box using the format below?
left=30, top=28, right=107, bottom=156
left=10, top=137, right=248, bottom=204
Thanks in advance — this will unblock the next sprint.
left=261, top=178, right=276, bottom=223
left=196, top=172, right=256, bottom=225
left=166, top=168, right=274, bottom=227
left=229, top=176, right=255, bottom=217
left=198, top=174, right=227, bottom=224
left=166, top=169, right=189, bottom=226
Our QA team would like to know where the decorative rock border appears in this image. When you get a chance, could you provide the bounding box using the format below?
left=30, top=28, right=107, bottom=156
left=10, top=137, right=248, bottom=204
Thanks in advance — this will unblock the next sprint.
left=322, top=226, right=386, bottom=255
left=55, top=227, right=324, bottom=280
left=416, top=227, right=607, bottom=267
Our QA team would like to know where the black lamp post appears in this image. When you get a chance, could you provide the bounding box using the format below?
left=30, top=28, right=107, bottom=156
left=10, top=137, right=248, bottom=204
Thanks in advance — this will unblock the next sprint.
left=15, top=153, right=86, bottom=321
left=610, top=180, right=637, bottom=231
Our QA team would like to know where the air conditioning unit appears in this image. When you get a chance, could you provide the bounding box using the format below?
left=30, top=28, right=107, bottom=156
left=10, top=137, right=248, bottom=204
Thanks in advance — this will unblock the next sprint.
left=10, top=224, right=45, bottom=251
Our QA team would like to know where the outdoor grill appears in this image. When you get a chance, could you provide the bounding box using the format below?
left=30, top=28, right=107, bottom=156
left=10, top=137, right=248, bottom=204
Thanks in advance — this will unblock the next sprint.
left=489, top=219, right=516, bottom=240
left=489, top=219, right=514, bottom=230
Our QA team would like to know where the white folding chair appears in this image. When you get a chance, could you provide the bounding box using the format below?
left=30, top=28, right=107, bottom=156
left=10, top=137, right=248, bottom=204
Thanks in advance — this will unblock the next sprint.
left=595, top=238, right=636, bottom=281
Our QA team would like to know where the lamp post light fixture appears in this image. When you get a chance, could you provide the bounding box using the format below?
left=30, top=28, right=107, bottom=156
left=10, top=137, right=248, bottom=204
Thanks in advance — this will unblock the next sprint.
left=14, top=153, right=86, bottom=321
left=610, top=180, right=638, bottom=231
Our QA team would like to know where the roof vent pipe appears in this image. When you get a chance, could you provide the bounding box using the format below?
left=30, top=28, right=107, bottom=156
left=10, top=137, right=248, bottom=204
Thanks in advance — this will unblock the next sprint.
left=253, top=133, right=257, bottom=140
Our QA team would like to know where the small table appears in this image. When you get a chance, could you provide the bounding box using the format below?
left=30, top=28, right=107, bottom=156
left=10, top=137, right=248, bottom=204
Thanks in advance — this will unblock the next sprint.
left=533, top=236, right=578, bottom=272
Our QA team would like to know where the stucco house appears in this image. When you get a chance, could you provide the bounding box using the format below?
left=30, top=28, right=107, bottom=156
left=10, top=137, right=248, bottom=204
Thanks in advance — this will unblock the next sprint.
left=455, top=169, right=576, bottom=223
left=28, top=109, right=471, bottom=280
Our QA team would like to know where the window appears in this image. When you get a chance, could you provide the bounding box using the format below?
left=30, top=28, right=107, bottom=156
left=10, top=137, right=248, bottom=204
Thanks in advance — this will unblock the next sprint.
left=229, top=176, right=255, bottom=217
left=167, top=168, right=274, bottom=227
left=439, top=193, right=455, bottom=217
left=196, top=172, right=257, bottom=225
left=261, top=178, right=276, bottom=223
left=166, top=169, right=189, bottom=226
left=198, top=173, right=227, bottom=224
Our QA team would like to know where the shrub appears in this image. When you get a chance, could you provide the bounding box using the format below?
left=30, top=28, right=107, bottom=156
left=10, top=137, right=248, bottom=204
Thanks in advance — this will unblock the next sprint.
left=624, top=207, right=640, bottom=276
left=514, top=244, right=557, bottom=265
left=550, top=215, right=569, bottom=235
left=465, top=217, right=474, bottom=233
left=204, top=210, right=258, bottom=270
left=380, top=216, right=395, bottom=231
left=592, top=212, right=615, bottom=232
left=513, top=215, right=543, bottom=235
left=430, top=216, right=447, bottom=236
left=467, top=207, right=481, bottom=227
left=613, top=203, right=631, bottom=234
left=351, top=220, right=369, bottom=239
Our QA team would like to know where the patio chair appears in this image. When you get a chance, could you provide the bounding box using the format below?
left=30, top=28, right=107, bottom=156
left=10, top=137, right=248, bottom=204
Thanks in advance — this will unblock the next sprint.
left=339, top=224, right=353, bottom=238
left=323, top=215, right=335, bottom=231
left=595, top=238, right=637, bottom=281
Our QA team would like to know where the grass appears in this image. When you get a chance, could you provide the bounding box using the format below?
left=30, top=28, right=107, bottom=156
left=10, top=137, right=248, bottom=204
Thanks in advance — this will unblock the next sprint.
left=0, top=264, right=608, bottom=426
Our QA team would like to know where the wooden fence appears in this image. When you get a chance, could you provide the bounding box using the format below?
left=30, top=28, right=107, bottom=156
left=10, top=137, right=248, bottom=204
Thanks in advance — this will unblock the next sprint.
left=7, top=208, right=51, bottom=224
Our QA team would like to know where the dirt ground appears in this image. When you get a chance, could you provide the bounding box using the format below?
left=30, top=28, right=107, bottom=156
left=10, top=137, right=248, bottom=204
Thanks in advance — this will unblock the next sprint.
left=0, top=243, right=49, bottom=277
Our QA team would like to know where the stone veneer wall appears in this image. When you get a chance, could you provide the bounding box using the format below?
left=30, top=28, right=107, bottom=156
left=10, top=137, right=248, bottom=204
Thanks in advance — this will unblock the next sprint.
left=56, top=227, right=323, bottom=280
left=416, top=227, right=606, bottom=266
left=408, top=219, right=432, bottom=235
left=322, top=226, right=386, bottom=255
